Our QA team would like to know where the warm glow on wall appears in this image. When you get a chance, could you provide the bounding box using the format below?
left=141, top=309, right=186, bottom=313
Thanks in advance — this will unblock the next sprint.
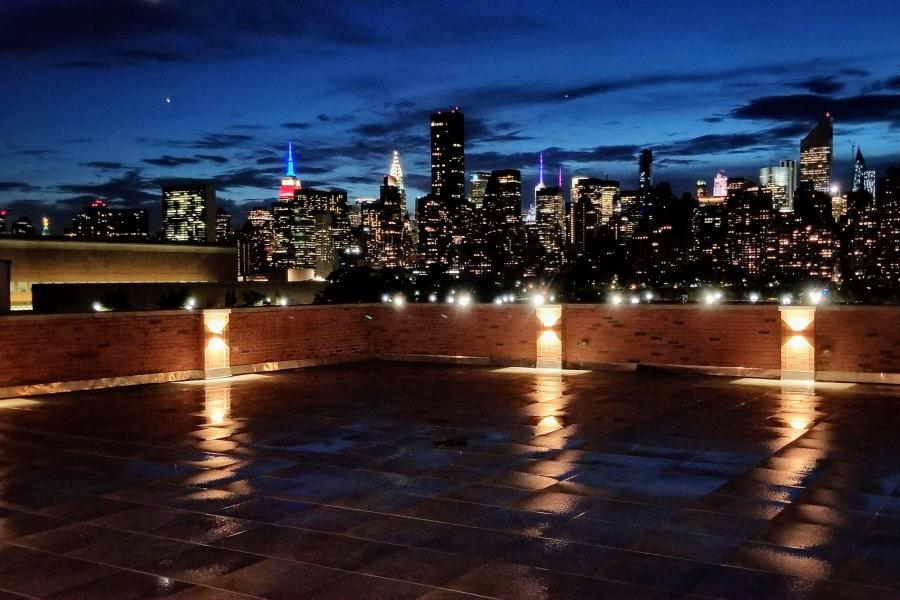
left=205, top=317, right=228, bottom=335
left=783, top=310, right=814, bottom=332
left=537, top=330, right=562, bottom=369
left=536, top=306, right=561, bottom=327
left=202, top=309, right=232, bottom=379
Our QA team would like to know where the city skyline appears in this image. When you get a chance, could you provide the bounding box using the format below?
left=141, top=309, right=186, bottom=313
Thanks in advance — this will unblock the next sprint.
left=3, top=0, right=900, bottom=232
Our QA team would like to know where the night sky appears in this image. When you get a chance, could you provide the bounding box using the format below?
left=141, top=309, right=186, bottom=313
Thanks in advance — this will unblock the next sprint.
left=2, top=0, right=900, bottom=233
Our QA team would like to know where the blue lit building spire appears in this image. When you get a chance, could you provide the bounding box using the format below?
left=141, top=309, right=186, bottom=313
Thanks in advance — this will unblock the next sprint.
left=286, top=141, right=296, bottom=177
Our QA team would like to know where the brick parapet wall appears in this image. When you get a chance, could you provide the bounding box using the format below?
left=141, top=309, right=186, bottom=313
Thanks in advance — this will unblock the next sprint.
left=228, top=305, right=376, bottom=367
left=0, top=311, right=202, bottom=388
left=562, top=305, right=782, bottom=370
left=815, top=307, right=900, bottom=375
left=373, top=304, right=538, bottom=364
left=1, top=304, right=899, bottom=393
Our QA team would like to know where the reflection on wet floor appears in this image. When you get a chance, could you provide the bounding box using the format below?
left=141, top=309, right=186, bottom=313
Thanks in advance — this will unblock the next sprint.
left=0, top=363, right=897, bottom=598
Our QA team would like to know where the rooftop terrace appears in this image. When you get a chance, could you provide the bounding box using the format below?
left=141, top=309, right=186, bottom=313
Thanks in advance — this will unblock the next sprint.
left=0, top=363, right=898, bottom=598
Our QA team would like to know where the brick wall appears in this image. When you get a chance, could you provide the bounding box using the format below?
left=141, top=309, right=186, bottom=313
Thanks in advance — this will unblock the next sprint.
left=816, top=308, right=900, bottom=375
left=375, top=304, right=538, bottom=364
left=229, top=305, right=374, bottom=367
left=563, top=305, right=781, bottom=370
left=3, top=304, right=900, bottom=392
left=0, top=312, right=202, bottom=387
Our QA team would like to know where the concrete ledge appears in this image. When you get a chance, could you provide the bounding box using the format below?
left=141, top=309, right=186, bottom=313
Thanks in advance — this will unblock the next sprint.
left=230, top=354, right=371, bottom=375
left=817, top=370, right=900, bottom=385
left=0, top=369, right=205, bottom=399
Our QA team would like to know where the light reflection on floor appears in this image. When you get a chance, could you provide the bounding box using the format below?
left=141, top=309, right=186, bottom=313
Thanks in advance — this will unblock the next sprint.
left=0, top=363, right=895, bottom=598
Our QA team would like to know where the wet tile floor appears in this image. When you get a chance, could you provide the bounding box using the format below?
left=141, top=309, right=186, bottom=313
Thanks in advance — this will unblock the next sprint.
left=0, top=363, right=898, bottom=598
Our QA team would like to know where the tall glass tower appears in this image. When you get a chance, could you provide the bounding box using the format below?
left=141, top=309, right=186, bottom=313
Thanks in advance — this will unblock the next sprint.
left=800, top=114, right=833, bottom=194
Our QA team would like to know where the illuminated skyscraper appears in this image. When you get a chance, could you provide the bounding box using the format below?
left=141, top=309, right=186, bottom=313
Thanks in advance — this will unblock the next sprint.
left=535, top=185, right=565, bottom=270
left=74, top=199, right=148, bottom=240
left=696, top=180, right=708, bottom=200
left=800, top=114, right=833, bottom=194
left=759, top=164, right=794, bottom=212
left=851, top=147, right=866, bottom=193
left=850, top=147, right=877, bottom=197
left=375, top=151, right=409, bottom=268
left=482, top=169, right=523, bottom=275
left=726, top=178, right=777, bottom=277
left=279, top=141, right=302, bottom=200
left=469, top=172, right=490, bottom=210
left=389, top=149, right=404, bottom=189
left=430, top=108, right=465, bottom=267
left=712, top=171, right=728, bottom=198
left=162, top=182, right=216, bottom=242
left=215, top=207, right=233, bottom=244
left=238, top=207, right=275, bottom=279
left=11, top=217, right=35, bottom=236
left=876, top=168, right=900, bottom=282
left=0, top=209, right=7, bottom=233
left=638, top=149, right=652, bottom=191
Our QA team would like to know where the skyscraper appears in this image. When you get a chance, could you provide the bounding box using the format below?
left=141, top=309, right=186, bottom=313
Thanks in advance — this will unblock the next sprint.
left=535, top=185, right=565, bottom=270
left=482, top=169, right=523, bottom=275
left=215, top=207, right=233, bottom=244
left=712, top=171, right=728, bottom=198
left=389, top=149, right=404, bottom=189
left=850, top=147, right=877, bottom=197
left=74, top=199, right=149, bottom=240
left=430, top=108, right=465, bottom=266
left=0, top=209, right=7, bottom=233
left=726, top=179, right=776, bottom=277
left=279, top=141, right=302, bottom=200
left=162, top=182, right=216, bottom=243
left=374, top=151, right=409, bottom=268
left=696, top=180, right=708, bottom=201
left=759, top=164, right=794, bottom=212
left=238, top=207, right=274, bottom=280
left=638, top=149, right=652, bottom=191
left=800, top=114, right=833, bottom=194
left=532, top=154, right=546, bottom=216
left=851, top=147, right=866, bottom=193
left=468, top=172, right=490, bottom=210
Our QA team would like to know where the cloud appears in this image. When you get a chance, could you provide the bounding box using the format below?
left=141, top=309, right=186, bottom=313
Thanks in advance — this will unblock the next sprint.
left=731, top=93, right=900, bottom=125
left=791, top=76, right=844, bottom=95
left=282, top=122, right=312, bottom=130
left=0, top=181, right=39, bottom=192
left=194, top=154, right=230, bottom=164
left=0, top=0, right=377, bottom=66
left=56, top=170, right=158, bottom=207
left=81, top=161, right=126, bottom=170
left=186, top=133, right=253, bottom=150
left=142, top=155, right=201, bottom=167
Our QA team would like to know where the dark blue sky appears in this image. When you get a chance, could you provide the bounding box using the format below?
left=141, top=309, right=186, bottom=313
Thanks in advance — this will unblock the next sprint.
left=2, top=0, right=900, bottom=232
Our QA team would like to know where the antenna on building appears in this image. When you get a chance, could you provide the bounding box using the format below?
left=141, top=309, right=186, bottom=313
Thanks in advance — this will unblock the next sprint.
left=538, top=154, right=544, bottom=186
left=557, top=166, right=563, bottom=189
left=286, top=141, right=296, bottom=177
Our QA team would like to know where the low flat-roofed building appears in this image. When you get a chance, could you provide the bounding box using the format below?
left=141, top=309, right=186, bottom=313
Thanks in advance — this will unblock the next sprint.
left=0, top=237, right=236, bottom=309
